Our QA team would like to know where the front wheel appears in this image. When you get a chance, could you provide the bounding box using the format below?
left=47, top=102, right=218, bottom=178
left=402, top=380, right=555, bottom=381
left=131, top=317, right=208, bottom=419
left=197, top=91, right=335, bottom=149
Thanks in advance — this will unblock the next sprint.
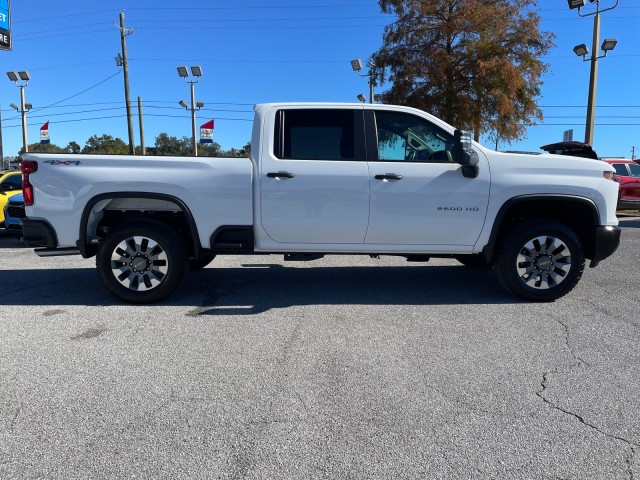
left=96, top=221, right=188, bottom=303
left=494, top=219, right=585, bottom=302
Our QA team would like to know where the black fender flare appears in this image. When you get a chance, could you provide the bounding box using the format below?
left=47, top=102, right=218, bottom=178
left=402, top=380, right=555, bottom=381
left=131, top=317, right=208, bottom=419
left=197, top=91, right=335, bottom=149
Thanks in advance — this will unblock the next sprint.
left=76, top=192, right=202, bottom=258
left=481, top=194, right=600, bottom=262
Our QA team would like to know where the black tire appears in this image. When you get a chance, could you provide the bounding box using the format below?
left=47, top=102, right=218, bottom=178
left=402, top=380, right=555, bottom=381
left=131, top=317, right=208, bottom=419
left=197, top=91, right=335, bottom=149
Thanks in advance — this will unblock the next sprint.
left=189, top=253, right=216, bottom=271
left=494, top=219, right=585, bottom=302
left=455, top=255, right=492, bottom=269
left=96, top=221, right=188, bottom=303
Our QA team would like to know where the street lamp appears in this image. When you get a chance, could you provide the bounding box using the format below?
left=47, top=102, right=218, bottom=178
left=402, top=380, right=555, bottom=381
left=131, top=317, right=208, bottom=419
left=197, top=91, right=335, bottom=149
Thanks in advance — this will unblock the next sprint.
left=356, top=94, right=366, bottom=103
left=351, top=58, right=376, bottom=104
left=177, top=65, right=204, bottom=156
left=6, top=70, right=31, bottom=153
left=567, top=0, right=586, bottom=8
left=569, top=0, right=619, bottom=146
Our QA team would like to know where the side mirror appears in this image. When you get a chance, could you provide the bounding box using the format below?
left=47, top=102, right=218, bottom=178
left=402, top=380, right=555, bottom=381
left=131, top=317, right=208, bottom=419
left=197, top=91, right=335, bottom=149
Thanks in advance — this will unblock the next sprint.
left=453, top=129, right=479, bottom=178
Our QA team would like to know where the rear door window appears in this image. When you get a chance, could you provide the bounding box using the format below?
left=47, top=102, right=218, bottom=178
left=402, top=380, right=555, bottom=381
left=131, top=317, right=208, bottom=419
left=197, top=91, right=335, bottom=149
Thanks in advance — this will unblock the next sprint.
left=273, top=109, right=359, bottom=161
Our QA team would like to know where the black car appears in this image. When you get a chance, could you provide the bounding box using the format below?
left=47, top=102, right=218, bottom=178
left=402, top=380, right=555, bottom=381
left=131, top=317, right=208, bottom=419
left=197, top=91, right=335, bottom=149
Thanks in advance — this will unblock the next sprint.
left=540, top=141, right=599, bottom=160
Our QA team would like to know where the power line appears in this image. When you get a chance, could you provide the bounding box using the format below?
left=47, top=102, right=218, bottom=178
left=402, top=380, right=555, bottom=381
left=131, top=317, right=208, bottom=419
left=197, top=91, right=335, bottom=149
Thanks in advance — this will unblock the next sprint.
left=13, top=9, right=119, bottom=23
left=27, top=61, right=115, bottom=72
left=3, top=114, right=253, bottom=128
left=125, top=3, right=378, bottom=11
left=14, top=23, right=385, bottom=41
left=130, top=15, right=385, bottom=24
left=30, top=71, right=123, bottom=114
left=12, top=3, right=380, bottom=24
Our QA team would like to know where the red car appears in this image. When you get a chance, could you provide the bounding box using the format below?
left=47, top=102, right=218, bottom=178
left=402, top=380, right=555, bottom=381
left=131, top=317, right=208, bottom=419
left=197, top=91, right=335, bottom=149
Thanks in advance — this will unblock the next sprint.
left=603, top=159, right=640, bottom=210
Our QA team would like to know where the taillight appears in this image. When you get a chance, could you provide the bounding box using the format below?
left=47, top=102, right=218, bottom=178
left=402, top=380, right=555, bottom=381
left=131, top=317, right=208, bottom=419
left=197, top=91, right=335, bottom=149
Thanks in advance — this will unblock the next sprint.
left=21, top=161, right=38, bottom=206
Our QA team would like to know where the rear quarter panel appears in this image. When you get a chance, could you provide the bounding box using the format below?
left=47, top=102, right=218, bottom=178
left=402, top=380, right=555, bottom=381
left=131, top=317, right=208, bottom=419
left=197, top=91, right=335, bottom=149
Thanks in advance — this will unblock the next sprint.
left=22, top=154, right=253, bottom=248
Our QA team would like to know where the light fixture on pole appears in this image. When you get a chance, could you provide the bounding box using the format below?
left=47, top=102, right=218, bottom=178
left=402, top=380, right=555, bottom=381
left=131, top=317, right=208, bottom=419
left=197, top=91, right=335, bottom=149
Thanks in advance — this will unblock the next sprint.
left=350, top=58, right=376, bottom=104
left=6, top=70, right=31, bottom=153
left=177, top=65, right=204, bottom=156
left=356, top=94, right=366, bottom=103
left=568, top=0, right=619, bottom=146
left=567, top=0, right=586, bottom=8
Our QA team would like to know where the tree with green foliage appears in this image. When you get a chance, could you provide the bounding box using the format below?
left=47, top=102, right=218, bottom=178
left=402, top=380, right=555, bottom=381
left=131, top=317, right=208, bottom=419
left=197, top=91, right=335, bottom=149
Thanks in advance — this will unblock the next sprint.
left=16, top=133, right=251, bottom=158
left=20, top=143, right=66, bottom=155
left=240, top=141, right=251, bottom=157
left=148, top=133, right=248, bottom=158
left=372, top=0, right=554, bottom=142
left=19, top=141, right=84, bottom=156
left=66, top=141, right=81, bottom=154
left=82, top=134, right=129, bottom=155
left=147, top=133, right=192, bottom=156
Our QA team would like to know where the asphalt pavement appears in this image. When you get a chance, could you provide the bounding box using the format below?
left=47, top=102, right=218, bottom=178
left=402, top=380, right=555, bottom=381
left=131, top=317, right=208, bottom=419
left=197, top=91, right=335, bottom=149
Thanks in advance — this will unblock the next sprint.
left=0, top=217, right=639, bottom=479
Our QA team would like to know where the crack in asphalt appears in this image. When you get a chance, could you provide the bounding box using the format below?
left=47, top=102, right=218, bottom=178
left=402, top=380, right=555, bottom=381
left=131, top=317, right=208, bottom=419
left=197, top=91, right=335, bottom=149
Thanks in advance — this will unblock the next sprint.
left=628, top=447, right=636, bottom=480
left=537, top=315, right=640, bottom=479
left=554, top=317, right=591, bottom=368
left=582, top=297, right=640, bottom=331
left=9, top=404, right=21, bottom=431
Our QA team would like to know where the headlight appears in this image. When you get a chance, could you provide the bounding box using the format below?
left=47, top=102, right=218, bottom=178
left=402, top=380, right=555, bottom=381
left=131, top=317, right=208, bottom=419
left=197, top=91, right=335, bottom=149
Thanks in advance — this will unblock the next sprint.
left=603, top=171, right=615, bottom=181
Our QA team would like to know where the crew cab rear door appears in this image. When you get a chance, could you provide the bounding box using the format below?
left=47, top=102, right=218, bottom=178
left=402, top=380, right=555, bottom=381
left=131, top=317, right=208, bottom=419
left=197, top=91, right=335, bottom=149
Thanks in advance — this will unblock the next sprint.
left=364, top=109, right=490, bottom=247
left=259, top=107, right=370, bottom=244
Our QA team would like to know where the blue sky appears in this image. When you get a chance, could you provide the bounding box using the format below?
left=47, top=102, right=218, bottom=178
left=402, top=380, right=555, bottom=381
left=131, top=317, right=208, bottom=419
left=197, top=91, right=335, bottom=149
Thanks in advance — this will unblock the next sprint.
left=1, top=0, right=638, bottom=159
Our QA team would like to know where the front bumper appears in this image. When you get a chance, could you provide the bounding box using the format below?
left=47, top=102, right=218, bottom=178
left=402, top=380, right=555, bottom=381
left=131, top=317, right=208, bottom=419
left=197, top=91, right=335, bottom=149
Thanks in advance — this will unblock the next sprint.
left=589, top=225, right=621, bottom=267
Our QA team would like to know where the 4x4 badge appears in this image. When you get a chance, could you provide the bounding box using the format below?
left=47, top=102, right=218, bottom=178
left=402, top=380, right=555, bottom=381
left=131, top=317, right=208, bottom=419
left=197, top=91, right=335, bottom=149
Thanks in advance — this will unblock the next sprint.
left=43, top=160, right=82, bottom=166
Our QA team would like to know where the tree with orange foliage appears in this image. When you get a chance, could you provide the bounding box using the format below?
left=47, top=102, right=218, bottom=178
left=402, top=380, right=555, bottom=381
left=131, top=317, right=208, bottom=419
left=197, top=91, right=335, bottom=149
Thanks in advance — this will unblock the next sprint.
left=372, top=0, right=554, bottom=143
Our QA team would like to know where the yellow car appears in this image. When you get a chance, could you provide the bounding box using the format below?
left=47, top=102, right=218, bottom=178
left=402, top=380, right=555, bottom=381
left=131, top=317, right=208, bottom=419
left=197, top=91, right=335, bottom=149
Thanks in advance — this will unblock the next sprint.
left=0, top=171, right=22, bottom=228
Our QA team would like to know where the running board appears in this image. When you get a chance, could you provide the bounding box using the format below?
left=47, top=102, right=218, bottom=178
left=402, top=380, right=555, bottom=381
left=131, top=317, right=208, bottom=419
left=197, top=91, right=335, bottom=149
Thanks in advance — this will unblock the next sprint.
left=34, top=247, right=81, bottom=257
left=284, top=253, right=324, bottom=261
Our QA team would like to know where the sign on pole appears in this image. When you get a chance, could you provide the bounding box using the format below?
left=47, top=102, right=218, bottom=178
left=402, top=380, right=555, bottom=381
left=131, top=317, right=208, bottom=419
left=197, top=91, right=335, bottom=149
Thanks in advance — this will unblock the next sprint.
left=40, top=122, right=50, bottom=144
left=563, top=129, right=573, bottom=142
left=200, top=119, right=214, bottom=144
left=0, top=0, right=11, bottom=50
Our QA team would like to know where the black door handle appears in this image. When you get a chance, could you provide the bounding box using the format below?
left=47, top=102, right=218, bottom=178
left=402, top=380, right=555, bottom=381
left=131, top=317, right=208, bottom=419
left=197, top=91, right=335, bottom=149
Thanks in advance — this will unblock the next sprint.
left=375, top=173, right=403, bottom=181
left=267, top=171, right=295, bottom=179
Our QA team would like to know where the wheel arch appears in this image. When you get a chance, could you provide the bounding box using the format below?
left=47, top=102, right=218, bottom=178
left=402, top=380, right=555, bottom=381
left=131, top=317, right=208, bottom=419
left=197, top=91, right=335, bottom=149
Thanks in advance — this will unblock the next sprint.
left=77, top=192, right=202, bottom=259
left=483, top=195, right=600, bottom=262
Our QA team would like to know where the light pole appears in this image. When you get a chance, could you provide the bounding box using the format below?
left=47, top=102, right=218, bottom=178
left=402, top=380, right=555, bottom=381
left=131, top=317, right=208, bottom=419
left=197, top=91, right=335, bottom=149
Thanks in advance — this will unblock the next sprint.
left=6, top=70, right=31, bottom=153
left=568, top=0, right=619, bottom=146
left=177, top=65, right=203, bottom=156
left=350, top=59, right=376, bottom=104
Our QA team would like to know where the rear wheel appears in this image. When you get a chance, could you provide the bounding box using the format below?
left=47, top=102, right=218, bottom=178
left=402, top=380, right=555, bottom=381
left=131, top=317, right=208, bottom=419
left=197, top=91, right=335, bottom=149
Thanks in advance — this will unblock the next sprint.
left=494, top=219, right=585, bottom=302
left=96, top=221, right=188, bottom=303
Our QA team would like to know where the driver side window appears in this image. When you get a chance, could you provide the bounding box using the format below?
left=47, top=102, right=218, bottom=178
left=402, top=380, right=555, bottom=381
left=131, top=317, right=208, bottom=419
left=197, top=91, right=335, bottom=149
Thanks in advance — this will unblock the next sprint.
left=374, top=111, right=454, bottom=163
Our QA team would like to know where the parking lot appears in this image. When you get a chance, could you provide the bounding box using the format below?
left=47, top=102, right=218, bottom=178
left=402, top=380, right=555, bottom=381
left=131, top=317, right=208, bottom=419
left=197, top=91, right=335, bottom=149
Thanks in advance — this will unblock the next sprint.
left=1, top=216, right=639, bottom=479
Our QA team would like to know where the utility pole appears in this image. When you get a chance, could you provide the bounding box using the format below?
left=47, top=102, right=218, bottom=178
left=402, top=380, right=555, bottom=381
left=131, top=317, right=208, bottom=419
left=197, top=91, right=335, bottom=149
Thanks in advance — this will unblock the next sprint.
left=584, top=11, right=600, bottom=147
left=117, top=11, right=135, bottom=155
left=137, top=96, right=145, bottom=155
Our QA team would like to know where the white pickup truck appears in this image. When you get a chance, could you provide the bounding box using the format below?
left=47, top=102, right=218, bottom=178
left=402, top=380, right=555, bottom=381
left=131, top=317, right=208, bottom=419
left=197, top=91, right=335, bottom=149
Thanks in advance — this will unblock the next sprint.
left=20, top=103, right=621, bottom=303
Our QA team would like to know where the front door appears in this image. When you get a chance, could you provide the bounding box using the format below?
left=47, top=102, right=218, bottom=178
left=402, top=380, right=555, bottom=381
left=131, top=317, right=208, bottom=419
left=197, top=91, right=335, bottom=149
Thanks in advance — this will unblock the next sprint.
left=365, top=110, right=490, bottom=247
